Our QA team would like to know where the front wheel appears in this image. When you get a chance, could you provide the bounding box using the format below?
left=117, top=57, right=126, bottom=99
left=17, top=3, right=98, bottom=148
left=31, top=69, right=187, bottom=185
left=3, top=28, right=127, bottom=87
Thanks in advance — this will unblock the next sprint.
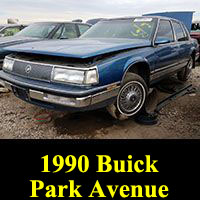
left=177, top=56, right=194, bottom=82
left=107, top=73, right=148, bottom=120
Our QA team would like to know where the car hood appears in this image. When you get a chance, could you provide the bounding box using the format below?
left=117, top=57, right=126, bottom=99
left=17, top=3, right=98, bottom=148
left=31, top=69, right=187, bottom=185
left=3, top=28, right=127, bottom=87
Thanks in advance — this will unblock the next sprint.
left=0, top=35, right=42, bottom=48
left=5, top=38, right=152, bottom=59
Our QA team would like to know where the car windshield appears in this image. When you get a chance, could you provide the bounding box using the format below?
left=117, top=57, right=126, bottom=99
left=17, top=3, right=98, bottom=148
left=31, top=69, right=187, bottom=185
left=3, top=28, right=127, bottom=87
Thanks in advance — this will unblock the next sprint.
left=81, top=18, right=156, bottom=40
left=191, top=23, right=200, bottom=32
left=15, top=23, right=57, bottom=38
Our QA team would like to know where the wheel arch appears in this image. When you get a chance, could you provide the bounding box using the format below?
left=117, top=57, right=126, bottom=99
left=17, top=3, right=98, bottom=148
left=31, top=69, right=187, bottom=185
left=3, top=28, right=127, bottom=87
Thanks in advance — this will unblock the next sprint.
left=122, top=59, right=151, bottom=87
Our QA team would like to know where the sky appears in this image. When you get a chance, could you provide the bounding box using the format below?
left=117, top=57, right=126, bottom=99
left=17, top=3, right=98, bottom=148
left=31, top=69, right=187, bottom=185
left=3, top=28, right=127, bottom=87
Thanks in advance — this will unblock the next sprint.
left=0, top=0, right=200, bottom=24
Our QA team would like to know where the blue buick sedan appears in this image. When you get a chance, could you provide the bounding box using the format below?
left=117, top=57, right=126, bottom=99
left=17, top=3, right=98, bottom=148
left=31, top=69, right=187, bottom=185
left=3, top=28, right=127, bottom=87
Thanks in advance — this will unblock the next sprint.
left=0, top=16, right=199, bottom=119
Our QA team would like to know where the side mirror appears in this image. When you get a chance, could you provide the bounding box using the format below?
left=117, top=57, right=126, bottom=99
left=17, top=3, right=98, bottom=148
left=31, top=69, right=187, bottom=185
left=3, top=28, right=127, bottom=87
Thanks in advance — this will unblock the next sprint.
left=155, top=38, right=171, bottom=45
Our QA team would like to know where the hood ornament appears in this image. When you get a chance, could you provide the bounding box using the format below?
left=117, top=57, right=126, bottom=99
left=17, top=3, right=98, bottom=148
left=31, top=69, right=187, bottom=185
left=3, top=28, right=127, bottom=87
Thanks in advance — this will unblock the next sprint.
left=25, top=65, right=32, bottom=74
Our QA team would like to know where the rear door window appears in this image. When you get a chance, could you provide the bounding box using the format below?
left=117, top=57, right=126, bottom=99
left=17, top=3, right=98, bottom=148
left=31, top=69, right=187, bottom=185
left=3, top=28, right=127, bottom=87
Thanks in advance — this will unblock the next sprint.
left=172, top=21, right=188, bottom=41
left=156, top=20, right=174, bottom=42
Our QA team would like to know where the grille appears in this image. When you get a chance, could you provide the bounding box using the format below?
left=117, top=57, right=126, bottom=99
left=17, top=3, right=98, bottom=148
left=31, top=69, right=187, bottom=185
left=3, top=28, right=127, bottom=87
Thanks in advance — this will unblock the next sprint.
left=12, top=59, right=53, bottom=82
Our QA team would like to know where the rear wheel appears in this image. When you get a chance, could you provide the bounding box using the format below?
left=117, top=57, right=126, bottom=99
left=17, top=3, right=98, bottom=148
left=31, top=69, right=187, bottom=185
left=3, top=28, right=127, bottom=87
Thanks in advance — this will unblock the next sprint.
left=107, top=73, right=148, bottom=120
left=177, top=56, right=194, bottom=81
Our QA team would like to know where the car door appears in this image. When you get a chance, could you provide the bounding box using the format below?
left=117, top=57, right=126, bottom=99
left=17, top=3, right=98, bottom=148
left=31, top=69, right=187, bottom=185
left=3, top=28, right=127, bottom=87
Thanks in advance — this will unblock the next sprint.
left=154, top=19, right=180, bottom=74
left=172, top=21, right=191, bottom=66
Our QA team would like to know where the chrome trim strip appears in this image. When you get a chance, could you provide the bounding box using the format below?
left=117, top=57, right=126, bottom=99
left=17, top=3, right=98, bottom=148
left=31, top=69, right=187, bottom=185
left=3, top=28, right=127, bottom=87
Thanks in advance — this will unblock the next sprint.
left=3, top=80, right=120, bottom=108
left=170, top=20, right=177, bottom=42
left=29, top=86, right=120, bottom=108
left=150, top=63, right=185, bottom=81
left=152, top=18, right=160, bottom=46
left=29, top=89, right=92, bottom=108
left=153, top=41, right=179, bottom=47
left=91, top=86, right=120, bottom=105
left=154, top=62, right=182, bottom=73
left=103, top=81, right=121, bottom=88
left=29, top=90, right=44, bottom=100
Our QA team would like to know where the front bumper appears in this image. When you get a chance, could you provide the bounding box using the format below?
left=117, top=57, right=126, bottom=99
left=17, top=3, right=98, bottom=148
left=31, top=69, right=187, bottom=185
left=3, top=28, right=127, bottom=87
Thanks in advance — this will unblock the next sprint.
left=0, top=71, right=120, bottom=111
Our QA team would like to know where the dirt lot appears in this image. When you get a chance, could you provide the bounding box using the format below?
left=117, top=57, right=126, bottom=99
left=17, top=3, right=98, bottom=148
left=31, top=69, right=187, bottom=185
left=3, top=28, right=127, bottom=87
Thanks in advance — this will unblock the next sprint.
left=0, top=63, right=200, bottom=139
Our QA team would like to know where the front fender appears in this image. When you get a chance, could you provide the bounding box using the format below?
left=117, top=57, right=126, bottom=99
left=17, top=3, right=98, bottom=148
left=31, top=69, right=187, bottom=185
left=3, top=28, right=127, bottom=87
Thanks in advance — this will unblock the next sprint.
left=97, top=50, right=153, bottom=86
left=123, top=56, right=150, bottom=73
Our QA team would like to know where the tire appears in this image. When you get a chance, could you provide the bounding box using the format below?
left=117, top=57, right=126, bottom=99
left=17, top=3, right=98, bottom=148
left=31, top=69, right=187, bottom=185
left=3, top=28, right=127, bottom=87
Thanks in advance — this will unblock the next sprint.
left=107, top=73, right=148, bottom=120
left=177, top=56, right=194, bottom=82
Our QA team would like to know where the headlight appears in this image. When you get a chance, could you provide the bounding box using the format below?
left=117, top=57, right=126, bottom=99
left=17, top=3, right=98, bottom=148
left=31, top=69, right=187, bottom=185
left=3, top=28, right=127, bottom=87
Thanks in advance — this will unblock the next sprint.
left=52, top=67, right=99, bottom=85
left=3, top=58, right=14, bottom=71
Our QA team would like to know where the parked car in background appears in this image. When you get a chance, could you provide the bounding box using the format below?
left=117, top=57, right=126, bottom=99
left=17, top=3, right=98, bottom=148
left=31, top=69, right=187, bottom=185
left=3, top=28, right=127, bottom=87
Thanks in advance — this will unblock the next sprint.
left=0, top=21, right=91, bottom=68
left=0, top=16, right=199, bottom=120
left=191, top=21, right=200, bottom=61
left=0, top=24, right=26, bottom=37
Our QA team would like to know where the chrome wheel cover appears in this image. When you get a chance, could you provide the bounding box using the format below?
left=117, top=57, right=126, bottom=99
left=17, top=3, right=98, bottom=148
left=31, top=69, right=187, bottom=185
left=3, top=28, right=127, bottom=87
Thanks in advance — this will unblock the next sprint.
left=117, top=81, right=146, bottom=116
left=186, top=59, right=193, bottom=79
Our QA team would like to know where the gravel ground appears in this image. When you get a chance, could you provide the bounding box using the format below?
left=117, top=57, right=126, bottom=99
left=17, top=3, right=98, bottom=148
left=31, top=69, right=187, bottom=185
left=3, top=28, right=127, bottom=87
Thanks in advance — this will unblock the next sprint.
left=0, top=63, right=200, bottom=139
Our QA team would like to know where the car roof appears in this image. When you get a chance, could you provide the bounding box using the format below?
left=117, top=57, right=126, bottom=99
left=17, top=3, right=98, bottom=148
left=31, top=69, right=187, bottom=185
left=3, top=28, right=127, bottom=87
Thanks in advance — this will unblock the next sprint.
left=30, top=21, right=91, bottom=26
left=101, top=16, right=183, bottom=23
